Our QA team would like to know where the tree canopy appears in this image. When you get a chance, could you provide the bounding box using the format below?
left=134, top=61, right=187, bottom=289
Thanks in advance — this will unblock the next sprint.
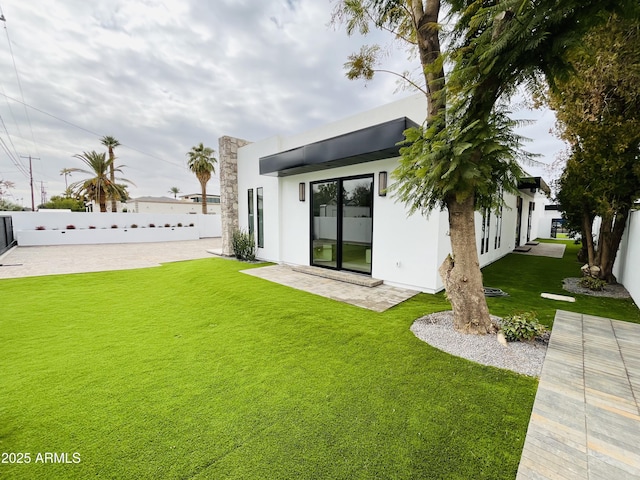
left=187, top=143, right=217, bottom=214
left=69, top=151, right=134, bottom=213
left=334, top=0, right=636, bottom=332
left=551, top=14, right=640, bottom=281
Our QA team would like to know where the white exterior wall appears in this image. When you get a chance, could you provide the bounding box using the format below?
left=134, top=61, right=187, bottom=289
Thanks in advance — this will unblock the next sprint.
left=237, top=137, right=282, bottom=262
left=613, top=210, right=640, bottom=306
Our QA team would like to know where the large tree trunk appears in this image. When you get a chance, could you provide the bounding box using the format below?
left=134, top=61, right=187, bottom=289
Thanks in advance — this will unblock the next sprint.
left=581, top=212, right=595, bottom=266
left=439, top=194, right=495, bottom=334
left=99, top=190, right=107, bottom=213
left=109, top=163, right=117, bottom=212
left=108, top=146, right=117, bottom=213
left=413, top=0, right=444, bottom=121
left=595, top=208, right=628, bottom=283
left=200, top=180, right=208, bottom=214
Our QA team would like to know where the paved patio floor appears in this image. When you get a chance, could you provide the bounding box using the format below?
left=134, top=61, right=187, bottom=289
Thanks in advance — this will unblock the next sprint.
left=241, top=265, right=419, bottom=312
left=517, top=310, right=640, bottom=479
left=0, top=238, right=222, bottom=279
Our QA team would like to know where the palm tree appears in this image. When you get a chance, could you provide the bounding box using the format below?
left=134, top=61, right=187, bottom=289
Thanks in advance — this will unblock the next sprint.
left=168, top=186, right=181, bottom=199
left=69, top=151, right=134, bottom=213
left=100, top=135, right=121, bottom=212
left=186, top=143, right=217, bottom=214
left=60, top=168, right=73, bottom=194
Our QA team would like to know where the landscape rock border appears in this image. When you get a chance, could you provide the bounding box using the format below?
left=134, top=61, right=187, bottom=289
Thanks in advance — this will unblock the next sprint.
left=562, top=277, right=631, bottom=299
left=410, top=311, right=547, bottom=377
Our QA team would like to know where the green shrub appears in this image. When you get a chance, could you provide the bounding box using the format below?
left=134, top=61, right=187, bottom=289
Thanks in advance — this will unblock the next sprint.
left=578, top=276, right=606, bottom=291
left=500, top=312, right=547, bottom=342
left=232, top=229, right=256, bottom=261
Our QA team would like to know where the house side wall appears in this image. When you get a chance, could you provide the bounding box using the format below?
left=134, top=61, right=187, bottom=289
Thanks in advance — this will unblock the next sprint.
left=233, top=93, right=549, bottom=294
left=613, top=209, right=640, bottom=305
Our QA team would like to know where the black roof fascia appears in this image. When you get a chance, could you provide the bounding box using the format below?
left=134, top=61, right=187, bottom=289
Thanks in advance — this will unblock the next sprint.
left=259, top=117, right=419, bottom=177
left=518, top=176, right=551, bottom=195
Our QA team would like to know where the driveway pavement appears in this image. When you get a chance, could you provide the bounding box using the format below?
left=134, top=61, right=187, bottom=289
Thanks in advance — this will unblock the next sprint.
left=0, top=238, right=222, bottom=279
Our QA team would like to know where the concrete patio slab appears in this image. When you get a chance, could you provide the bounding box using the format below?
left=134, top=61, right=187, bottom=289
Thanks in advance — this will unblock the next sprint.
left=514, top=242, right=566, bottom=258
left=241, top=264, right=419, bottom=312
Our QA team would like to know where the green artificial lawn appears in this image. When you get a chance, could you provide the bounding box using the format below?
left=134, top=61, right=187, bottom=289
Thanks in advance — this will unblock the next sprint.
left=1, top=241, right=637, bottom=479
left=1, top=258, right=535, bottom=479
left=482, top=239, right=640, bottom=327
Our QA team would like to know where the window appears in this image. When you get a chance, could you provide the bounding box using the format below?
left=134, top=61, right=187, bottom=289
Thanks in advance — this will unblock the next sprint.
left=247, top=189, right=254, bottom=235
left=480, top=208, right=490, bottom=254
left=257, top=187, right=264, bottom=248
left=494, top=204, right=503, bottom=249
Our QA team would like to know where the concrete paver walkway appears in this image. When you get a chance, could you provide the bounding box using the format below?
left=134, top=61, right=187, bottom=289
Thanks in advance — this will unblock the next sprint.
left=514, top=242, right=566, bottom=258
left=517, top=310, right=640, bottom=479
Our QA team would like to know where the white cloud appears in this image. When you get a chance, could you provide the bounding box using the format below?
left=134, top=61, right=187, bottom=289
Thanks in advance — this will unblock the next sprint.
left=0, top=0, right=564, bottom=208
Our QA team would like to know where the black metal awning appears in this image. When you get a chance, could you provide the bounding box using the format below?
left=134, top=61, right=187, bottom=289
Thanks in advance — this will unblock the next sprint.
left=259, top=117, right=419, bottom=177
left=518, top=176, right=551, bottom=195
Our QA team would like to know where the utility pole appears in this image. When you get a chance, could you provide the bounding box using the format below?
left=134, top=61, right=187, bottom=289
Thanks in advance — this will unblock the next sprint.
left=20, top=155, right=39, bottom=211
left=40, top=181, right=47, bottom=205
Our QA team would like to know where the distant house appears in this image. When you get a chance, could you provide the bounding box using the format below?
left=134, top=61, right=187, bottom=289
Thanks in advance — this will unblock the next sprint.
left=179, top=193, right=221, bottom=207
left=218, top=93, right=551, bottom=293
left=127, top=195, right=221, bottom=215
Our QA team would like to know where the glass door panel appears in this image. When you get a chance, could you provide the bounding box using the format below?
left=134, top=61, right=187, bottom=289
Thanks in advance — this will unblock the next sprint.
left=311, top=181, right=338, bottom=268
left=341, top=178, right=373, bottom=274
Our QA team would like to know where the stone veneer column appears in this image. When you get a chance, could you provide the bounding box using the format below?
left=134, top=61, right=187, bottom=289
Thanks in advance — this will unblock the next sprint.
left=219, top=135, right=251, bottom=256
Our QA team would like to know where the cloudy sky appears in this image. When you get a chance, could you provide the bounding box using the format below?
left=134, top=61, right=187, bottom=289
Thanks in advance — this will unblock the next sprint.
left=0, top=0, right=564, bottom=208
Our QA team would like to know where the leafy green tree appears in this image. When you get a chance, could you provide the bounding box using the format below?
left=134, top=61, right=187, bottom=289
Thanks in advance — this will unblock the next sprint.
left=39, top=195, right=85, bottom=212
left=0, top=199, right=22, bottom=211
left=168, top=186, right=181, bottom=198
left=550, top=14, right=640, bottom=282
left=100, top=136, right=121, bottom=212
left=186, top=143, right=217, bottom=214
left=335, top=0, right=632, bottom=333
left=69, top=151, right=134, bottom=213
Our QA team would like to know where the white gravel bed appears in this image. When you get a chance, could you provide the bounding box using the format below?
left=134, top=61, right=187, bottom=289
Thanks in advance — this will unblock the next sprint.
left=410, top=311, right=547, bottom=377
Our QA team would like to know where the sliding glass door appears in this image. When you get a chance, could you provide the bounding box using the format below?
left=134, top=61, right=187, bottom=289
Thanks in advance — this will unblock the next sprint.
left=311, top=180, right=339, bottom=269
left=311, top=175, right=373, bottom=274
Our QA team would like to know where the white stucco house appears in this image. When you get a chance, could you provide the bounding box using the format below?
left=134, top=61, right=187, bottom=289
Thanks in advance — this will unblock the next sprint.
left=219, top=93, right=549, bottom=293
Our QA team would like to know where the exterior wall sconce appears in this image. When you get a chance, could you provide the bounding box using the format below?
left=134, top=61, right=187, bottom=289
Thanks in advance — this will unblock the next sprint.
left=378, top=171, right=388, bottom=197
left=299, top=182, right=306, bottom=202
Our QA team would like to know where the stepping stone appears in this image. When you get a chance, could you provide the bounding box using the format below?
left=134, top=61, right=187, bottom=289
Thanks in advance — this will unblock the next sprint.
left=541, top=292, right=576, bottom=302
left=513, top=246, right=531, bottom=252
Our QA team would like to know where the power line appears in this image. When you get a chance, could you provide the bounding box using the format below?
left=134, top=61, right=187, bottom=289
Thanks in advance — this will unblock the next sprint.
left=0, top=91, right=188, bottom=170
left=2, top=11, right=42, bottom=161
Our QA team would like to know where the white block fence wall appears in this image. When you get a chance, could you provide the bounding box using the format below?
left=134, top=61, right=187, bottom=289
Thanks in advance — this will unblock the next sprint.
left=10, top=212, right=221, bottom=246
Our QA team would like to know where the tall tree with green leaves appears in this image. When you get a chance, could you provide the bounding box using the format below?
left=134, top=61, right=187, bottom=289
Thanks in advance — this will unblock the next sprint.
left=69, top=151, right=134, bottom=213
left=550, top=14, right=640, bottom=282
left=100, top=136, right=121, bottom=212
left=168, top=186, right=181, bottom=199
left=187, top=143, right=217, bottom=214
left=335, top=0, right=633, bottom=333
